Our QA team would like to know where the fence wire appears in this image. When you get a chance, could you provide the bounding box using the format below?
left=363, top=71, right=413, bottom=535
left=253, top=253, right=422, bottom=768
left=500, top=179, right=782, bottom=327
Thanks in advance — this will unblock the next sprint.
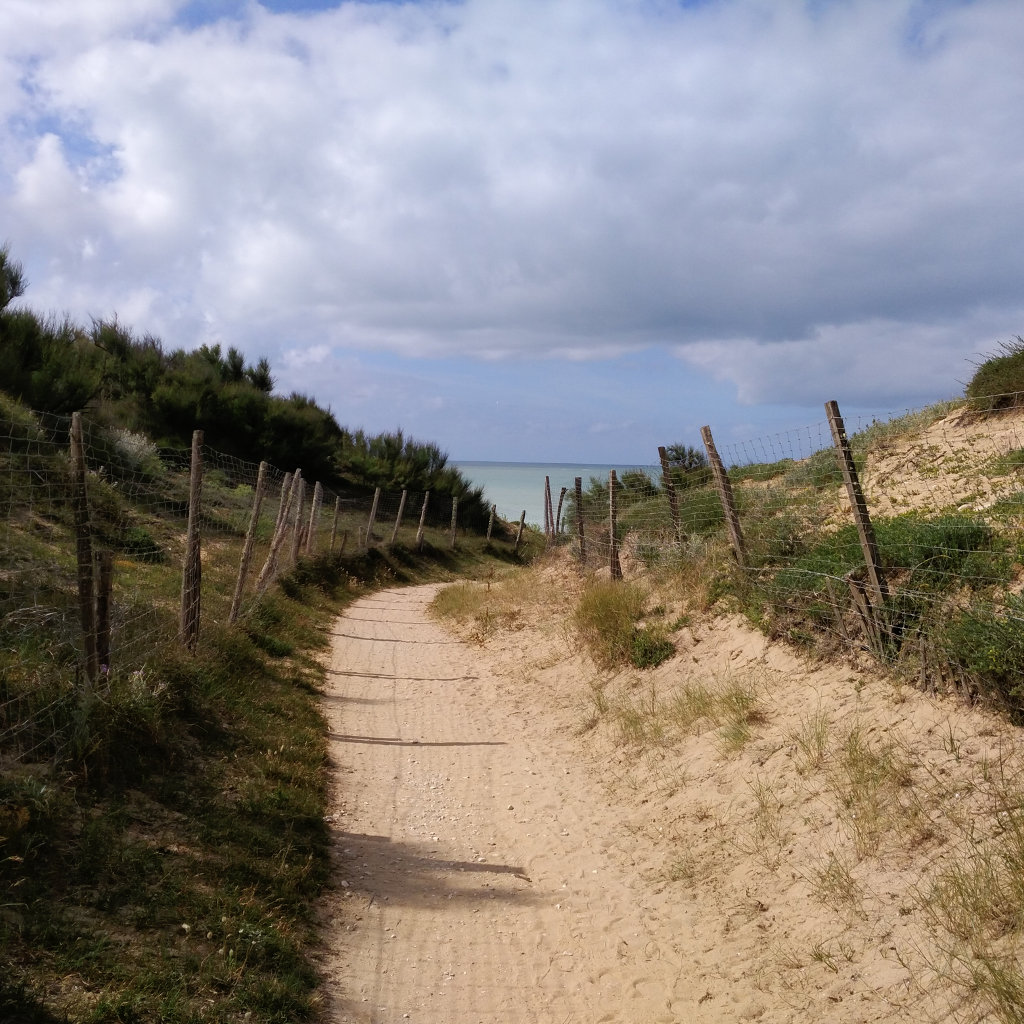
left=556, top=397, right=1024, bottom=699
left=0, top=405, right=493, bottom=767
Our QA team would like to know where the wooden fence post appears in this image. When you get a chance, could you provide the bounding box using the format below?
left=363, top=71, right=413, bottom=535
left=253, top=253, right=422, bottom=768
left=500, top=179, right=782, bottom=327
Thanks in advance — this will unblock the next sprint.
left=95, top=550, right=113, bottom=676
left=543, top=476, right=553, bottom=541
left=658, top=445, right=682, bottom=542
left=701, top=425, right=746, bottom=567
left=273, top=472, right=292, bottom=537
left=69, top=412, right=98, bottom=683
left=486, top=504, right=496, bottom=543
left=575, top=477, right=586, bottom=565
left=290, top=475, right=306, bottom=565
left=609, top=470, right=622, bottom=580
left=229, top=460, right=268, bottom=624
left=390, top=489, right=408, bottom=546
left=415, top=491, right=430, bottom=551
left=449, top=496, right=458, bottom=550
left=306, top=481, right=323, bottom=555
left=514, top=510, right=526, bottom=554
left=179, top=429, right=203, bottom=651
left=825, top=400, right=889, bottom=607
left=366, top=487, right=381, bottom=548
left=555, top=487, right=567, bottom=535
left=330, top=496, right=341, bottom=553
left=255, top=469, right=300, bottom=595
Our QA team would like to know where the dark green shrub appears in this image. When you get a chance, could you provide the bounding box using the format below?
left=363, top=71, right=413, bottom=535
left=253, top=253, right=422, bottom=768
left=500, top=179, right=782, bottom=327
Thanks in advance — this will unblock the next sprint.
left=966, top=336, right=1024, bottom=412
left=629, top=627, right=675, bottom=669
left=939, top=598, right=1024, bottom=713
left=118, top=526, right=164, bottom=562
left=663, top=443, right=711, bottom=490
left=762, top=513, right=1002, bottom=654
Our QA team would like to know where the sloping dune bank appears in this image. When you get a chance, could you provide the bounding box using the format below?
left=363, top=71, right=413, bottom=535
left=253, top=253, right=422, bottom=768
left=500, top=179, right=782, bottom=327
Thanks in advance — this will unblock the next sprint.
left=317, top=571, right=1020, bottom=1023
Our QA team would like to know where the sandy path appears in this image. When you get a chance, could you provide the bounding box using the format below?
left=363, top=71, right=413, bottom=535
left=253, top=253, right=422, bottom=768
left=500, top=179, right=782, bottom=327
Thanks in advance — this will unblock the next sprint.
left=318, top=585, right=696, bottom=1024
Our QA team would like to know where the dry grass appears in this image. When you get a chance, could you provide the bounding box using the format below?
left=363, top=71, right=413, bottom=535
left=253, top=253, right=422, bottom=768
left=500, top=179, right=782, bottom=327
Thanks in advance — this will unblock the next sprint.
left=916, top=761, right=1024, bottom=1024
left=584, top=668, right=767, bottom=755
left=792, top=707, right=831, bottom=771
left=825, top=725, right=916, bottom=857
left=811, top=850, right=862, bottom=914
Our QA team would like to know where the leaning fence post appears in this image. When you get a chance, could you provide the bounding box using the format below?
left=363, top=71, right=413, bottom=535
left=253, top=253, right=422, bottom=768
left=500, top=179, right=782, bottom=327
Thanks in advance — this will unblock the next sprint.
left=415, top=491, right=430, bottom=551
left=486, top=504, right=496, bottom=543
left=255, top=469, right=300, bottom=595
left=95, top=550, right=113, bottom=677
left=575, top=477, right=586, bottom=565
left=658, top=445, right=682, bottom=542
left=449, top=496, right=459, bottom=550
left=330, top=496, right=342, bottom=553
left=180, top=429, right=204, bottom=651
left=390, top=489, right=408, bottom=546
left=555, top=487, right=567, bottom=536
left=274, top=472, right=293, bottom=536
left=609, top=470, right=622, bottom=580
left=701, top=425, right=746, bottom=567
left=306, top=481, right=324, bottom=555
left=290, top=476, right=306, bottom=565
left=543, top=476, right=553, bottom=541
left=366, top=487, right=381, bottom=548
left=514, top=510, right=526, bottom=554
left=825, top=400, right=889, bottom=607
left=229, top=460, right=268, bottom=624
left=69, top=412, right=98, bottom=683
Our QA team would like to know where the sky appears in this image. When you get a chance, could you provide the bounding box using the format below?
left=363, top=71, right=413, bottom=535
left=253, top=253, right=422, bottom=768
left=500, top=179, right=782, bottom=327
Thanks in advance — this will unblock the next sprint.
left=2, top=0, right=1024, bottom=463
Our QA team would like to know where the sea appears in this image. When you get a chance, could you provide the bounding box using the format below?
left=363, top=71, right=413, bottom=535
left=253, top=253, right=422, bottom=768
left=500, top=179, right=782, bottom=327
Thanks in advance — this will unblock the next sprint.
left=455, top=461, right=659, bottom=528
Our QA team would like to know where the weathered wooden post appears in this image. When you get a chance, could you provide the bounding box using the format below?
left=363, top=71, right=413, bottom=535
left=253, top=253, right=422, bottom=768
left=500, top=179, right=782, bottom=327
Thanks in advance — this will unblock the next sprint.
left=329, top=496, right=342, bottom=553
left=179, top=429, right=203, bottom=651
left=513, top=510, right=526, bottom=554
left=273, top=472, right=293, bottom=536
left=255, top=469, right=300, bottom=595
left=229, top=460, right=268, bottom=624
left=390, top=489, right=408, bottom=546
left=609, top=470, right=622, bottom=580
left=543, top=476, right=553, bottom=541
left=555, top=487, right=567, bottom=535
left=658, top=445, right=682, bottom=542
left=574, top=477, right=586, bottom=565
left=486, top=504, right=496, bottom=543
left=701, top=425, right=746, bottom=567
left=69, top=412, right=98, bottom=683
left=415, top=491, right=430, bottom=551
left=449, top=496, right=459, bottom=550
left=366, top=487, right=381, bottom=548
left=305, top=480, right=323, bottom=555
left=290, top=476, right=306, bottom=565
left=95, top=550, right=113, bottom=676
left=825, top=400, right=888, bottom=607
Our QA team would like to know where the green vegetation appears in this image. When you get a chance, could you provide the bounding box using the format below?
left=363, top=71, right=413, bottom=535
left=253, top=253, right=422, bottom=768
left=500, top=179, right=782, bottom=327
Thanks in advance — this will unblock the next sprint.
left=0, top=239, right=526, bottom=1020
left=0, top=245, right=488, bottom=526
left=966, top=336, right=1024, bottom=411
left=572, top=579, right=675, bottom=670
left=0, top=437, right=525, bottom=1024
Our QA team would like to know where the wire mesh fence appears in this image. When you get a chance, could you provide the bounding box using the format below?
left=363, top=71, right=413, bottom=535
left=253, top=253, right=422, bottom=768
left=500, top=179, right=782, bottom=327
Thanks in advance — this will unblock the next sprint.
left=555, top=396, right=1024, bottom=700
left=0, top=403, right=502, bottom=767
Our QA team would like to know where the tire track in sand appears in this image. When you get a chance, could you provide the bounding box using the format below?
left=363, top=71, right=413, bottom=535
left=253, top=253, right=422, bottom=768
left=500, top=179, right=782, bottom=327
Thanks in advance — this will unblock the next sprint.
left=318, top=585, right=693, bottom=1024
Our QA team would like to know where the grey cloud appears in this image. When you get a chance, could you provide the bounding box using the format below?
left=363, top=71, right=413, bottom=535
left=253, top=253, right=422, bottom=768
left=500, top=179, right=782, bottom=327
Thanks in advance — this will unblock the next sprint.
left=2, top=0, right=1023, bottom=406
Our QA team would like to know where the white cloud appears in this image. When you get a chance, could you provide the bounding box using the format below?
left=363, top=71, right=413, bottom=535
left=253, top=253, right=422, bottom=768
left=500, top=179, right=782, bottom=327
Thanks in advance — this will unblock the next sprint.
left=2, top=0, right=1024, bottom=417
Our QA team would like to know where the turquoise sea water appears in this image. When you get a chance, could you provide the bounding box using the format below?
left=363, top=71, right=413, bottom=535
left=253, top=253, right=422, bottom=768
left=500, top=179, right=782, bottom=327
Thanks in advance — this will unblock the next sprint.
left=455, top=461, right=658, bottom=528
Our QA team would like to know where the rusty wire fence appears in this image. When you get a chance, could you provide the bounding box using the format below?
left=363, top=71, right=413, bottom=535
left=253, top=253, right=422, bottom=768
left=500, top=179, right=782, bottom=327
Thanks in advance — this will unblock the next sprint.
left=0, top=402, right=507, bottom=766
left=551, top=397, right=1024, bottom=697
